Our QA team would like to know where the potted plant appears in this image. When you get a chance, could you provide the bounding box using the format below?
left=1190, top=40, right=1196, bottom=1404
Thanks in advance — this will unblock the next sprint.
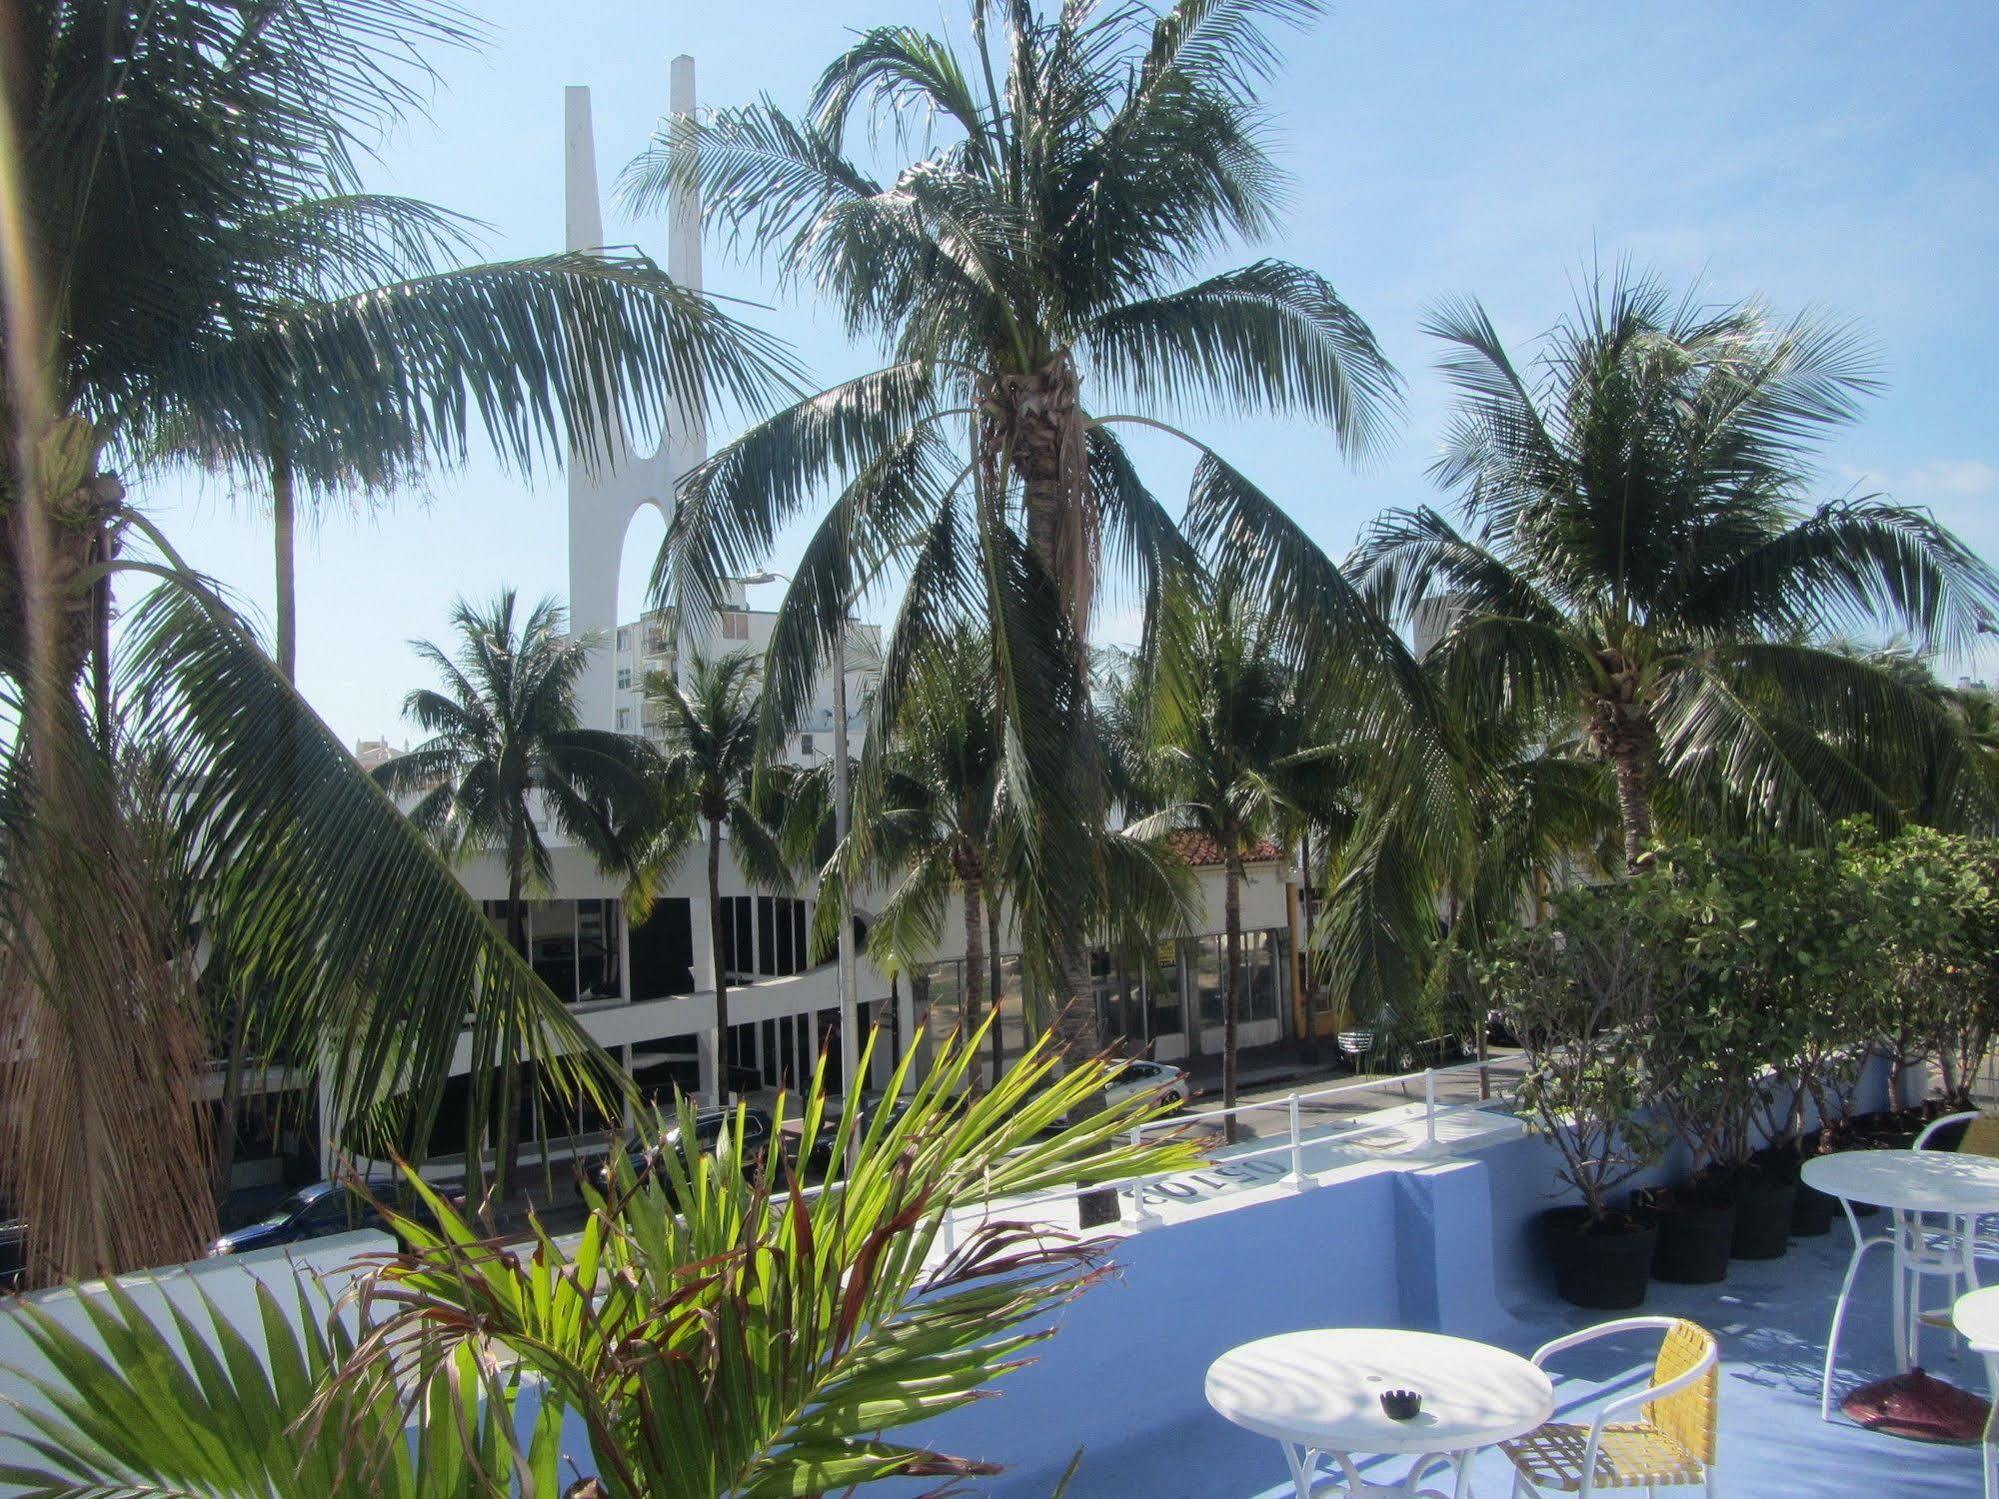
left=1486, top=895, right=1668, bottom=1309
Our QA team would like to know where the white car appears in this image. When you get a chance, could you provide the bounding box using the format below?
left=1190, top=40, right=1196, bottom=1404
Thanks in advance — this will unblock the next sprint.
left=1104, top=1059, right=1190, bottom=1112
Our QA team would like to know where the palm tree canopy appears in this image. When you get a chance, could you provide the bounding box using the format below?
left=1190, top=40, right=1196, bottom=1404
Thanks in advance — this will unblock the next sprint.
left=1357, top=266, right=1999, bottom=854
left=633, top=648, right=793, bottom=901
left=4, top=1, right=796, bottom=504
left=635, top=0, right=1429, bottom=1007
left=377, top=590, right=657, bottom=889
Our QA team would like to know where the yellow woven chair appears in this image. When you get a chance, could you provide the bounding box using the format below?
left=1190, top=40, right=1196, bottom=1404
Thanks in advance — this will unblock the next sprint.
left=1501, top=1317, right=1719, bottom=1497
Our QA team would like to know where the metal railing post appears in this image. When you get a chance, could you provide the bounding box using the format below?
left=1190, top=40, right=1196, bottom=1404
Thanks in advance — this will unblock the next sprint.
left=941, top=1206, right=958, bottom=1256
left=1282, top=1092, right=1311, bottom=1192
left=1424, top=1069, right=1439, bottom=1150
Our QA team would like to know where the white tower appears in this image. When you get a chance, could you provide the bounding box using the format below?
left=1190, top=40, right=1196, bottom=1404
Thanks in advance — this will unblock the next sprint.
left=564, top=58, right=706, bottom=730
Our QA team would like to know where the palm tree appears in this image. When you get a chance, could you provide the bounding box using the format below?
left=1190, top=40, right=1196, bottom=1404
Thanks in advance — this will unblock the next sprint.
left=375, top=590, right=655, bottom=1199
left=632, top=0, right=1423, bottom=1056
left=0, top=1029, right=1198, bottom=1498
left=638, top=650, right=791, bottom=1094
left=1127, top=578, right=1345, bottom=1138
left=1357, top=267, right=1999, bottom=869
left=0, top=3, right=779, bottom=1281
left=856, top=629, right=1009, bottom=1087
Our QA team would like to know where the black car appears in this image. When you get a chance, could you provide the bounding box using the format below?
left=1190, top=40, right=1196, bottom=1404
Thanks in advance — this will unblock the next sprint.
left=593, top=1106, right=777, bottom=1191
left=208, top=1178, right=423, bottom=1257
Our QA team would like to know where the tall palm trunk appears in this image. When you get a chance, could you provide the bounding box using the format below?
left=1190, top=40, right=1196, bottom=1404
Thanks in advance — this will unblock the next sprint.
left=961, top=873, right=986, bottom=1093
left=272, top=448, right=297, bottom=682
left=493, top=866, right=529, bottom=1204
left=1297, top=829, right=1316, bottom=1059
left=986, top=887, right=1004, bottom=1082
left=1589, top=654, right=1655, bottom=871
left=1222, top=847, right=1244, bottom=1146
left=707, top=815, right=731, bottom=1097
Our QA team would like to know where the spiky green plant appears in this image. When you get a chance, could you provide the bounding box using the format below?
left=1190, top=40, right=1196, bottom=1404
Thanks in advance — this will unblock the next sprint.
left=0, top=1025, right=1200, bottom=1497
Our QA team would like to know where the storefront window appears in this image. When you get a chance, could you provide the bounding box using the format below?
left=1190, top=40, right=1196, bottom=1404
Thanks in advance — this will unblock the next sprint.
left=1146, top=940, right=1183, bottom=1040
left=1245, top=929, right=1278, bottom=1021
left=1194, top=935, right=1224, bottom=1028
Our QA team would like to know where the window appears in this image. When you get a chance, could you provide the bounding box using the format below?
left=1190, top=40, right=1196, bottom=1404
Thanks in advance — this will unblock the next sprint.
left=1194, top=935, right=1224, bottom=1028
left=799, top=733, right=814, bottom=756
left=616, top=667, right=631, bottom=690
left=616, top=626, right=632, bottom=651
left=1146, top=941, right=1183, bottom=1040
left=721, top=610, right=749, bottom=640
left=616, top=707, right=631, bottom=732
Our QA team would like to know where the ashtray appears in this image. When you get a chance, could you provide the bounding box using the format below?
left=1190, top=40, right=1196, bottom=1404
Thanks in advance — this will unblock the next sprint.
left=1380, top=1388, right=1422, bottom=1421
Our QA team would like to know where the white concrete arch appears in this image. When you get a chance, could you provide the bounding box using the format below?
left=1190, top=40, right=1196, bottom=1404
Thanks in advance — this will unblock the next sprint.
left=564, top=60, right=705, bottom=730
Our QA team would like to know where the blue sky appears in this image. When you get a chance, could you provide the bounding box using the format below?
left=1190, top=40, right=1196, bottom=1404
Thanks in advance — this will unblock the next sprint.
left=137, top=1, right=1999, bottom=746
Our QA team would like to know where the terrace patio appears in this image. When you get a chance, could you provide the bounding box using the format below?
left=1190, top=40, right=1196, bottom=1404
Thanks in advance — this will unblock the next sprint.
left=886, top=1066, right=1987, bottom=1498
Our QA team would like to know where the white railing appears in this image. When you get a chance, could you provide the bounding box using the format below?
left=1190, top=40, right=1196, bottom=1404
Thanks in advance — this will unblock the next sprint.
left=941, top=1050, right=1530, bottom=1241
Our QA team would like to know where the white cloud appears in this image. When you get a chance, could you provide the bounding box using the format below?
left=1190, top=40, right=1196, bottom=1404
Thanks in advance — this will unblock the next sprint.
left=1840, top=459, right=1997, bottom=506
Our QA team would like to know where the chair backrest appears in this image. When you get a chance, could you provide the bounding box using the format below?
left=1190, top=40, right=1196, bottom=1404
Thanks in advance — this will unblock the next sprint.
left=1645, top=1319, right=1718, bottom=1467
left=1958, top=1115, right=1999, bottom=1159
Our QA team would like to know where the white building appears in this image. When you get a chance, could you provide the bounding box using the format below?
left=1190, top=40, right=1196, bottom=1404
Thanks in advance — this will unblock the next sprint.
left=608, top=583, right=875, bottom=766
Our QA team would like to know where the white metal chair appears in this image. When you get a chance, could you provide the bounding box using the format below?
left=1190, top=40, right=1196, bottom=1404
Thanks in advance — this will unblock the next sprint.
left=1501, top=1317, right=1719, bottom=1496
left=1908, top=1112, right=1999, bottom=1360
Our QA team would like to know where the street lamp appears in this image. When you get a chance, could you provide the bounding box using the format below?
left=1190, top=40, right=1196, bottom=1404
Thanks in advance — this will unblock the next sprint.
left=741, top=572, right=862, bottom=1159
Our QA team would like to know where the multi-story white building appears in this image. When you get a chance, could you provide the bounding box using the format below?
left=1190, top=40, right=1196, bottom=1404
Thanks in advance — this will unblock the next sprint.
left=607, top=582, right=876, bottom=766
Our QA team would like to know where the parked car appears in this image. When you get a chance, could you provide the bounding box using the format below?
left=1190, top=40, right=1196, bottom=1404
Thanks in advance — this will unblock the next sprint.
left=1105, top=1059, right=1190, bottom=1112
left=208, top=1178, right=420, bottom=1257
left=593, top=1105, right=777, bottom=1191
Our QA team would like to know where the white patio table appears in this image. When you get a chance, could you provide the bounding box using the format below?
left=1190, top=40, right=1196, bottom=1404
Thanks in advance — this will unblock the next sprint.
left=1807, top=1150, right=1999, bottom=1420
left=1204, top=1328, right=1555, bottom=1498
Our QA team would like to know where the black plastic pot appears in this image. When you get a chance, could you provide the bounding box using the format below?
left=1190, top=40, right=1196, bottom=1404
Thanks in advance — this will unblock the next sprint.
left=1541, top=1206, right=1657, bottom=1310
left=1647, top=1188, right=1736, bottom=1284
left=1792, top=1179, right=1838, bottom=1236
left=1730, top=1166, right=1796, bottom=1260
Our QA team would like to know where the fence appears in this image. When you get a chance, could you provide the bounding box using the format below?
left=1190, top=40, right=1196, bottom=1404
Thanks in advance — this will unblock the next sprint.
left=933, top=1049, right=1532, bottom=1251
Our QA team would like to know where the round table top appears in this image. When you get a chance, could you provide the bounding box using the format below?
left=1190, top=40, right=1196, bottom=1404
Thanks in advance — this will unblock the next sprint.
left=1955, top=1286, right=1999, bottom=1350
left=1205, top=1328, right=1555, bottom=1456
left=1802, top=1149, right=1999, bottom=1213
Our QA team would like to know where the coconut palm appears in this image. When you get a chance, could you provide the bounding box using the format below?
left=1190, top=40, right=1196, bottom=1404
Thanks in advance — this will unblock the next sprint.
left=636, top=650, right=792, bottom=1090
left=856, top=629, right=1010, bottom=1085
left=1126, top=577, right=1350, bottom=1136
left=1357, top=268, right=1999, bottom=869
left=375, top=590, right=655, bottom=1198
left=631, top=0, right=1424, bottom=1058
left=0, top=3, right=780, bottom=1282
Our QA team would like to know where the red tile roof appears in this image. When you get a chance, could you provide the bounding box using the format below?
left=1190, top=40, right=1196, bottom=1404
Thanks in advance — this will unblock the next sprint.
left=1166, top=832, right=1286, bottom=867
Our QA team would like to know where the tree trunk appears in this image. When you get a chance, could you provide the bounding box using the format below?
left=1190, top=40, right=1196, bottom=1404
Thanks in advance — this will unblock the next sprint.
left=1297, top=829, right=1316, bottom=1061
left=1223, top=849, right=1244, bottom=1145
left=272, top=448, right=297, bottom=682
left=211, top=995, right=253, bottom=1216
left=987, top=888, right=1004, bottom=1083
left=962, top=875, right=986, bottom=1093
left=707, top=816, right=731, bottom=1098
left=1611, top=739, right=1654, bottom=871
left=494, top=872, right=530, bottom=1204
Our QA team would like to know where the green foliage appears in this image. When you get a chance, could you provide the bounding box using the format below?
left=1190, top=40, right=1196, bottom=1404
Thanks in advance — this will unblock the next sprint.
left=1483, top=886, right=1677, bottom=1223
left=636, top=0, right=1427, bottom=1028
left=0, top=1026, right=1199, bottom=1498
left=1357, top=266, right=1999, bottom=869
left=1839, top=822, right=1999, bottom=1104
left=0, top=1275, right=559, bottom=1498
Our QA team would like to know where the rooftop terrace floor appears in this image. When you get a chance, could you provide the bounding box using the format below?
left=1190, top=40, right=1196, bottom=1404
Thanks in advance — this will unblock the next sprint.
left=1168, top=1227, right=1979, bottom=1498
